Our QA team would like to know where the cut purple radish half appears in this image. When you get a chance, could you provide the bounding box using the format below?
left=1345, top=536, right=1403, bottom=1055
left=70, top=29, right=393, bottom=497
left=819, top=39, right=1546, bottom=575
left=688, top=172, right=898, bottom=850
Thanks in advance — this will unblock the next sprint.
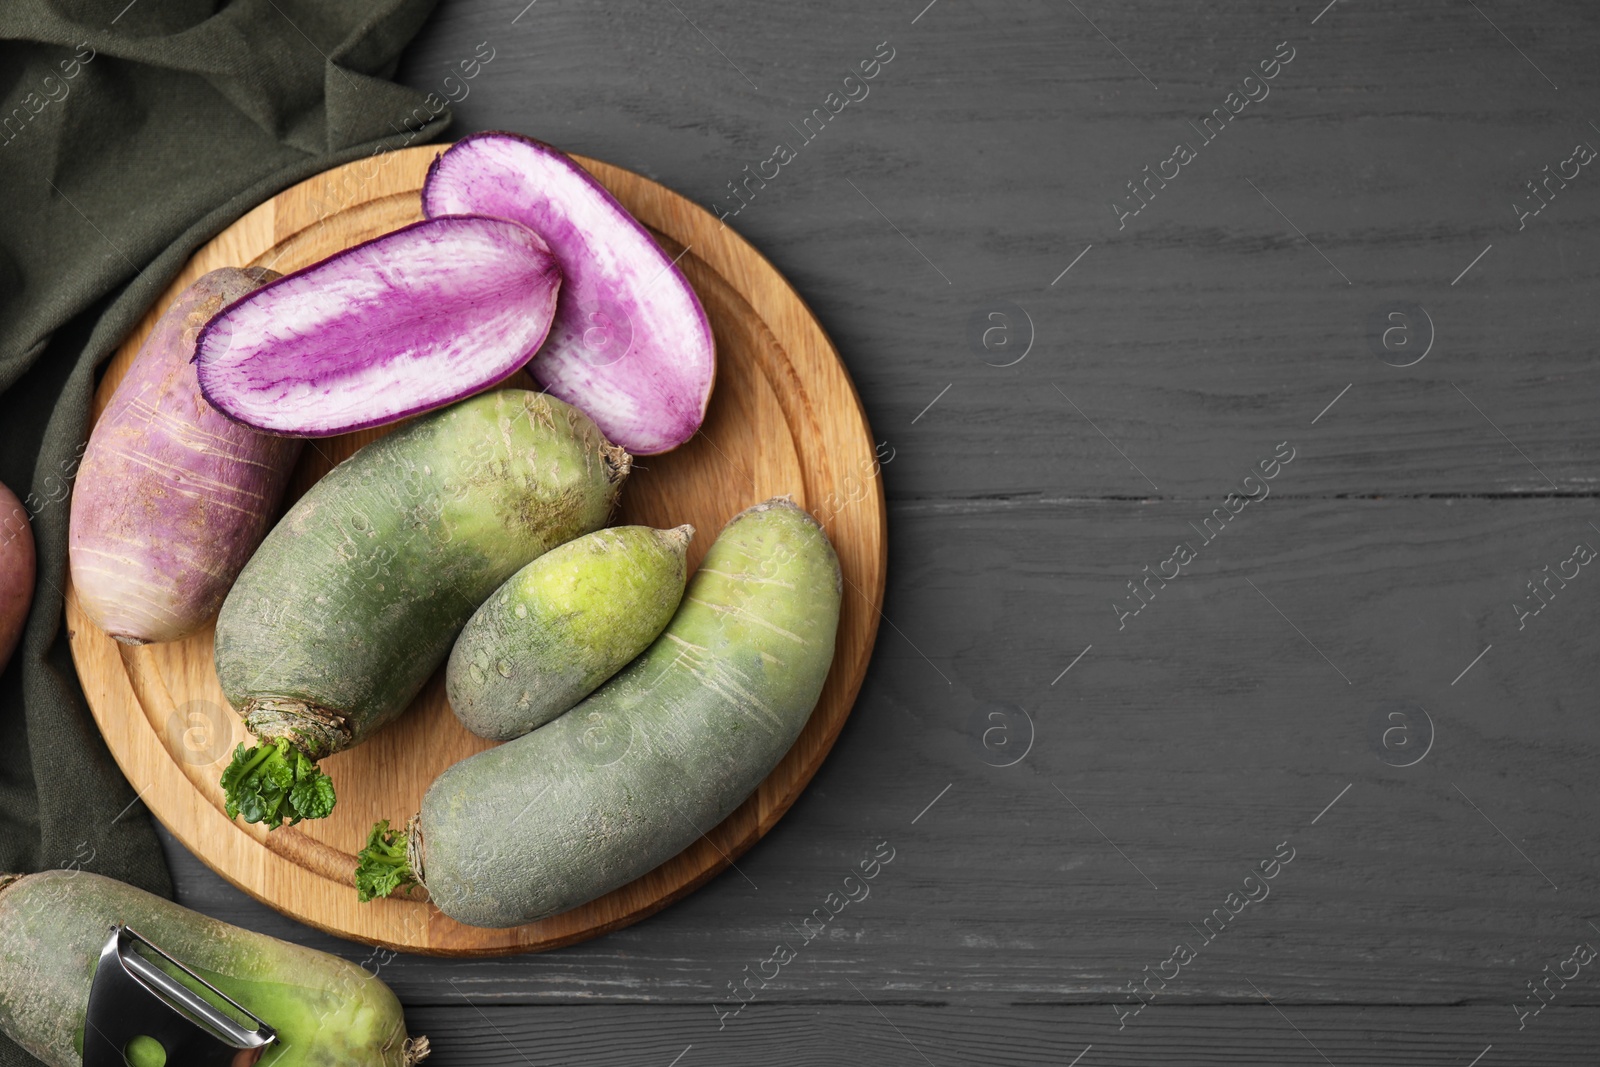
left=422, top=132, right=715, bottom=455
left=194, top=215, right=562, bottom=437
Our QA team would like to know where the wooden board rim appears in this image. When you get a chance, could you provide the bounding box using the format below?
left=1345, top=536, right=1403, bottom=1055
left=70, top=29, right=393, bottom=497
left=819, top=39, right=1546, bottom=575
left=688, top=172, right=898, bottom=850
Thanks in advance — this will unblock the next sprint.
left=65, top=143, right=886, bottom=955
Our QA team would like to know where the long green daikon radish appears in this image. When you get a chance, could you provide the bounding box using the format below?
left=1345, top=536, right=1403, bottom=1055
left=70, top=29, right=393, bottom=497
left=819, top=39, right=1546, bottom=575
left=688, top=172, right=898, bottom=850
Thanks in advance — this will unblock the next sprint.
left=0, top=870, right=427, bottom=1067
left=215, top=388, right=630, bottom=828
left=358, top=498, right=841, bottom=927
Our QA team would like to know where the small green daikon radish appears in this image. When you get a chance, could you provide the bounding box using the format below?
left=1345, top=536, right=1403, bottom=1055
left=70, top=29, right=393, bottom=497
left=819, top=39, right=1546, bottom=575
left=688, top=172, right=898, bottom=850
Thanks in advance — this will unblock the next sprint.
left=446, top=524, right=693, bottom=741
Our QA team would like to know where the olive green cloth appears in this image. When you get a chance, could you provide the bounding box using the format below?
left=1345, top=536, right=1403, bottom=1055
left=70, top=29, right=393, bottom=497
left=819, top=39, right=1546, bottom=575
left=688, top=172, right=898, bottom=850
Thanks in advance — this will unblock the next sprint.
left=0, top=3, right=449, bottom=1060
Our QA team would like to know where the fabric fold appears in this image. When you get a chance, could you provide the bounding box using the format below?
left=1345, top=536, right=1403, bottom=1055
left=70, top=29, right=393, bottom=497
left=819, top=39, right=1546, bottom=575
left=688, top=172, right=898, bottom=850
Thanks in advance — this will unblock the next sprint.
left=0, top=3, right=451, bottom=1062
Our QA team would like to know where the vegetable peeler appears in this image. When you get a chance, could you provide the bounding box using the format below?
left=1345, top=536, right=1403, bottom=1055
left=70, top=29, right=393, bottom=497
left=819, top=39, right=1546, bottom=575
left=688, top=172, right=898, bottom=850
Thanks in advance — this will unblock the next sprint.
left=82, top=925, right=277, bottom=1067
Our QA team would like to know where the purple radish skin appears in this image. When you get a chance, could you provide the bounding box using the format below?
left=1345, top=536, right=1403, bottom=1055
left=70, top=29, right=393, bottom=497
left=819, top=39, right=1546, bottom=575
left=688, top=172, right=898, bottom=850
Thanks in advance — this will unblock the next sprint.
left=0, top=481, right=34, bottom=673
left=422, top=131, right=715, bottom=455
left=194, top=215, right=562, bottom=437
left=69, top=268, right=302, bottom=646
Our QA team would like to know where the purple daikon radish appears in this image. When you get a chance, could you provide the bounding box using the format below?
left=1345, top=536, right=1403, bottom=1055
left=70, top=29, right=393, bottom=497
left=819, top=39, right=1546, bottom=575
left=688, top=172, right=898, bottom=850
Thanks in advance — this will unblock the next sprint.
left=194, top=215, right=562, bottom=436
left=0, top=480, right=33, bottom=672
left=70, top=268, right=302, bottom=645
left=422, top=132, right=715, bottom=455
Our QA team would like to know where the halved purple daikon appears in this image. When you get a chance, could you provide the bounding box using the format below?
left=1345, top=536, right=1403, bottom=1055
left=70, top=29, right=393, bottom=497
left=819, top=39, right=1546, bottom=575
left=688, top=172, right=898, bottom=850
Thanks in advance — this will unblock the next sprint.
left=422, top=132, right=715, bottom=455
left=194, top=215, right=562, bottom=437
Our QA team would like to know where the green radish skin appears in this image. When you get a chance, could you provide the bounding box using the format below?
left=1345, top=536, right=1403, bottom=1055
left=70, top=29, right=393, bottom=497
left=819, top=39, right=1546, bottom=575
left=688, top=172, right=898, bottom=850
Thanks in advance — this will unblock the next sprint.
left=0, top=871, right=426, bottom=1067
left=215, top=388, right=630, bottom=828
left=446, top=524, right=694, bottom=741
left=361, top=498, right=841, bottom=927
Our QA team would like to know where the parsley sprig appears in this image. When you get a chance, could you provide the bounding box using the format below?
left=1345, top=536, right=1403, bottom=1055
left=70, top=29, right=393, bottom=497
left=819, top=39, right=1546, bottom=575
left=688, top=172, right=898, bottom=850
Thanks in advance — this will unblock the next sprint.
left=220, top=738, right=336, bottom=829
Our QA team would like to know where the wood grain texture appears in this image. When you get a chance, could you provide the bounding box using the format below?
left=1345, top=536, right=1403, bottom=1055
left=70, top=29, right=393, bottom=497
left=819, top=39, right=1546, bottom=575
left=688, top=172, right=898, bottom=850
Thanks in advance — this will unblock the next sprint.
left=128, top=0, right=1600, bottom=1061
left=65, top=145, right=886, bottom=954
left=160, top=497, right=1600, bottom=1005
left=395, top=1004, right=1600, bottom=1067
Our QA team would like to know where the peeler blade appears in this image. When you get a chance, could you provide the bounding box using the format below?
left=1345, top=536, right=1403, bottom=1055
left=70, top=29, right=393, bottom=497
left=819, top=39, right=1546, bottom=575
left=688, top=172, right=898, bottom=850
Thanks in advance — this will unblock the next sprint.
left=82, top=925, right=277, bottom=1067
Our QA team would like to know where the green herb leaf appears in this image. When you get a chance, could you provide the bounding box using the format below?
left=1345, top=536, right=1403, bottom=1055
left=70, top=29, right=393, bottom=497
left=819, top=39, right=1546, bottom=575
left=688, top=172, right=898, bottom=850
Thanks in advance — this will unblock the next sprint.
left=355, top=820, right=415, bottom=903
left=220, top=743, right=254, bottom=822
left=218, top=738, right=335, bottom=830
left=290, top=769, right=336, bottom=823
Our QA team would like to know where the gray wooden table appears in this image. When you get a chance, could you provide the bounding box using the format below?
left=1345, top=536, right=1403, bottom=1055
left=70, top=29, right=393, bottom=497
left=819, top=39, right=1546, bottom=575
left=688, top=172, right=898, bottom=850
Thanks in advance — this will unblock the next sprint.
left=161, top=1, right=1600, bottom=1062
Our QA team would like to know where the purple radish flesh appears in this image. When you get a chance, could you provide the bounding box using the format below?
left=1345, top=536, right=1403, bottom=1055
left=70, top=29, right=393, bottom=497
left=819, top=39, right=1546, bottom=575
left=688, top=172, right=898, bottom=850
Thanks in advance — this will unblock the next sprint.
left=422, top=132, right=715, bottom=455
left=194, top=216, right=562, bottom=437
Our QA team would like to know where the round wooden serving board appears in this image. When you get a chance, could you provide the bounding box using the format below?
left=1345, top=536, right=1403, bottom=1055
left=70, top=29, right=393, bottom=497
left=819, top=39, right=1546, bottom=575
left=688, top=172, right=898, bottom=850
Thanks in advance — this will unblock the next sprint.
left=64, top=145, right=886, bottom=955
